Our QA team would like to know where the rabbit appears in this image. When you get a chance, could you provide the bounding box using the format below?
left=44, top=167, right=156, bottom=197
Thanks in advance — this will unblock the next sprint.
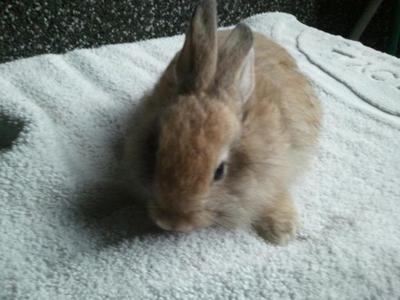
left=122, top=0, right=321, bottom=245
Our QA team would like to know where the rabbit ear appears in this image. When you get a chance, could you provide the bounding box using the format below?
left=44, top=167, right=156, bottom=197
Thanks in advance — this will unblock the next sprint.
left=215, top=23, right=255, bottom=104
left=175, top=0, right=218, bottom=93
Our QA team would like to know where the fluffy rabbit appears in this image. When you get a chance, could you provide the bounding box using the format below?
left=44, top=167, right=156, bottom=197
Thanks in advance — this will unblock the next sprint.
left=122, top=0, right=321, bottom=245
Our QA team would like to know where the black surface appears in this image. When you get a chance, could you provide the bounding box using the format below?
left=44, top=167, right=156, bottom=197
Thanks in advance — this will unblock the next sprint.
left=0, top=0, right=395, bottom=64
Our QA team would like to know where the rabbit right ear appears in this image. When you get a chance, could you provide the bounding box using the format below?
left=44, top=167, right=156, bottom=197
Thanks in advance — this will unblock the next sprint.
left=175, top=0, right=218, bottom=93
left=215, top=23, right=255, bottom=104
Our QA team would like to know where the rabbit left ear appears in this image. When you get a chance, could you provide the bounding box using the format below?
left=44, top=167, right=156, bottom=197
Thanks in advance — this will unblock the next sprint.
left=215, top=23, right=255, bottom=104
left=175, top=0, right=218, bottom=93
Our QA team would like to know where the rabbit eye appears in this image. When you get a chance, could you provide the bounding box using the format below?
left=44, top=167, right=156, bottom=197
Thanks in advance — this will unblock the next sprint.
left=213, top=162, right=226, bottom=181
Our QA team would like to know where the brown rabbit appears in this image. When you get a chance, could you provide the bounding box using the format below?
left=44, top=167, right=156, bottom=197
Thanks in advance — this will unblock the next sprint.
left=122, top=0, right=321, bottom=245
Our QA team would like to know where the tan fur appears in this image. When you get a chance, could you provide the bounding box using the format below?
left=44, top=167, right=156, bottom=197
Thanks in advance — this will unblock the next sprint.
left=122, top=0, right=321, bottom=244
left=255, top=190, right=298, bottom=245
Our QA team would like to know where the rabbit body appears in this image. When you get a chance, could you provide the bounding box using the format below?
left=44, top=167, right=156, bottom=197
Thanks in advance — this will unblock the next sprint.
left=123, top=0, right=321, bottom=245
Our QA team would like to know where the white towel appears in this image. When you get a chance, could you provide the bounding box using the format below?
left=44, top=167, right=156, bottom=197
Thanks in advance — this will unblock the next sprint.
left=1, top=13, right=399, bottom=299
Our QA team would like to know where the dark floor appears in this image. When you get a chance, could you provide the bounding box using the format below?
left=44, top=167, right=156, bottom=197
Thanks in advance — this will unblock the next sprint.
left=0, top=0, right=397, bottom=65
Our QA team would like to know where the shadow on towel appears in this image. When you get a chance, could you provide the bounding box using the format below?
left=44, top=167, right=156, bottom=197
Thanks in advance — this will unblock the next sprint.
left=74, top=179, right=163, bottom=247
left=0, top=113, right=25, bottom=151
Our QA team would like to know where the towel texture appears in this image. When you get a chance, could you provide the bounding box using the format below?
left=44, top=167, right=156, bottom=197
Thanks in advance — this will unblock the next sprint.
left=1, top=13, right=399, bottom=299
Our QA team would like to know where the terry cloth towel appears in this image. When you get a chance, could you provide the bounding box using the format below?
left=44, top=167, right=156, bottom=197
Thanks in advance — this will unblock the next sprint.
left=1, top=13, right=400, bottom=299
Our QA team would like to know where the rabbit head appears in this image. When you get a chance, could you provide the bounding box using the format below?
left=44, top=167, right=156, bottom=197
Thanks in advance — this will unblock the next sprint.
left=148, top=0, right=255, bottom=232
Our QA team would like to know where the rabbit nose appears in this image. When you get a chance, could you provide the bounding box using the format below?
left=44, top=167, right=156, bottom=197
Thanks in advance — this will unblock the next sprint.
left=154, top=218, right=194, bottom=233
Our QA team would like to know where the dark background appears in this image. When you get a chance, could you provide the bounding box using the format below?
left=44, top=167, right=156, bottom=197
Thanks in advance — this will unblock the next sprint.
left=0, top=0, right=397, bottom=64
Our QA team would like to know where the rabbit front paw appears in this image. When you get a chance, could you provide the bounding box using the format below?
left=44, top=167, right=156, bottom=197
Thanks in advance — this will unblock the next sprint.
left=254, top=192, right=298, bottom=246
left=256, top=216, right=298, bottom=245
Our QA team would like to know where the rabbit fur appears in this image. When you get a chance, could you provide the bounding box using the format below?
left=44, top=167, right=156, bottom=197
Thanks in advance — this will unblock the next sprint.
left=122, top=0, right=321, bottom=245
